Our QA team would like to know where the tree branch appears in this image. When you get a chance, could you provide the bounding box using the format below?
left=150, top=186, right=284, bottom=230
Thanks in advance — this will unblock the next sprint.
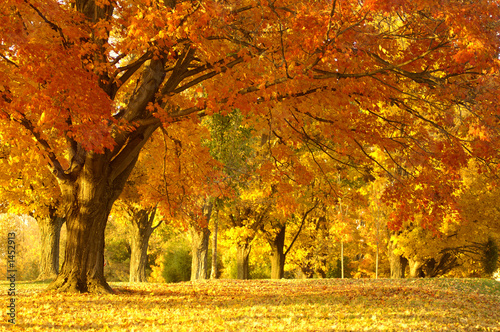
left=285, top=200, right=319, bottom=257
left=11, top=113, right=69, bottom=181
left=24, top=0, right=69, bottom=48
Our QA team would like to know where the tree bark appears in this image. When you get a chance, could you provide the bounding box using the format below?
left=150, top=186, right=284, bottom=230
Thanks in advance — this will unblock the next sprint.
left=190, top=225, right=211, bottom=280
left=408, top=258, right=424, bottom=278
left=236, top=242, right=251, bottom=280
left=269, top=225, right=286, bottom=279
left=37, top=212, right=65, bottom=280
left=388, top=239, right=408, bottom=278
left=48, top=191, right=114, bottom=293
left=210, top=213, right=218, bottom=279
left=47, top=150, right=142, bottom=293
left=129, top=207, right=158, bottom=282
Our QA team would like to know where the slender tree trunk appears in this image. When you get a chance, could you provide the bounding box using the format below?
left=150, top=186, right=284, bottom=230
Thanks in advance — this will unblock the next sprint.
left=210, top=214, right=218, bottom=279
left=129, top=208, right=157, bottom=282
left=190, top=200, right=213, bottom=281
left=37, top=213, right=65, bottom=280
left=190, top=226, right=211, bottom=280
left=341, top=240, right=344, bottom=279
left=236, top=242, right=251, bottom=279
left=375, top=214, right=380, bottom=279
left=269, top=225, right=286, bottom=279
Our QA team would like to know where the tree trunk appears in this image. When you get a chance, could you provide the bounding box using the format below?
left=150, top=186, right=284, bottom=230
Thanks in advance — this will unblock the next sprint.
left=39, top=1, right=166, bottom=291
left=236, top=242, right=251, bottom=279
left=129, top=207, right=157, bottom=282
left=341, top=240, right=344, bottom=279
left=408, top=258, right=424, bottom=278
left=210, top=214, right=218, bottom=279
left=388, top=239, right=408, bottom=279
left=48, top=200, right=113, bottom=293
left=269, top=225, right=286, bottom=279
left=422, top=252, right=459, bottom=277
left=299, top=253, right=315, bottom=278
left=48, top=152, right=140, bottom=293
left=190, top=226, right=211, bottom=280
left=37, top=213, right=65, bottom=280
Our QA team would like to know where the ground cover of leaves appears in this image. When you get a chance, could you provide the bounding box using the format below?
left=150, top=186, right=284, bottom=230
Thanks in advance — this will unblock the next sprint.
left=1, top=278, right=499, bottom=331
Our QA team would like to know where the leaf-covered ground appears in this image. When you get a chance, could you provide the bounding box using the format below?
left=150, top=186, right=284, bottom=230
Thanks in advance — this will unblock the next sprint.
left=1, top=278, right=499, bottom=331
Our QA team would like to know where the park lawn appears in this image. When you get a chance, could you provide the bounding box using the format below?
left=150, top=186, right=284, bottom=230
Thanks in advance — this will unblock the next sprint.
left=1, top=278, right=499, bottom=331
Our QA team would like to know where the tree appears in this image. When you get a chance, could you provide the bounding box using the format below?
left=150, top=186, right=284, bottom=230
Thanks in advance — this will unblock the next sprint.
left=0, top=146, right=65, bottom=280
left=0, top=214, right=43, bottom=280
left=112, top=201, right=161, bottom=282
left=188, top=199, right=213, bottom=280
left=111, top=142, right=166, bottom=283
left=204, top=110, right=266, bottom=279
left=37, top=208, right=65, bottom=280
left=2, top=0, right=499, bottom=292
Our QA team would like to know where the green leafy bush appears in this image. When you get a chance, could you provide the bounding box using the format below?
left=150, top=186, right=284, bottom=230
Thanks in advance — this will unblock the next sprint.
left=483, top=238, right=499, bottom=277
left=162, top=244, right=192, bottom=283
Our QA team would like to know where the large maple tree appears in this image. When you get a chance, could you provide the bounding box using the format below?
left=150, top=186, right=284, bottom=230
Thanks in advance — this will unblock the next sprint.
left=1, top=0, right=499, bottom=292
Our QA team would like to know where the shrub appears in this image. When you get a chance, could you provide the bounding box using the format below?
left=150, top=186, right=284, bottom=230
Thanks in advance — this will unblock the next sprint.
left=326, top=257, right=353, bottom=278
left=483, top=238, right=499, bottom=277
left=162, top=244, right=192, bottom=283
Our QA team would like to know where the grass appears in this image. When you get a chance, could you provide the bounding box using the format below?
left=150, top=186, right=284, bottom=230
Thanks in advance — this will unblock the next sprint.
left=1, top=278, right=499, bottom=331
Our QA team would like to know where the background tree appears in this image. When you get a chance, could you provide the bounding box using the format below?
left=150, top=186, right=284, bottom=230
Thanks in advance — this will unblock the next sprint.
left=0, top=214, right=42, bottom=280
left=0, top=144, right=65, bottom=280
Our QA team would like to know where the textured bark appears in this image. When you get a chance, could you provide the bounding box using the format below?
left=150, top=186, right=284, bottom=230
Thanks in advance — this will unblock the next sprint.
left=228, top=206, right=260, bottom=279
left=190, top=226, right=210, bottom=280
left=269, top=225, right=286, bottom=279
left=236, top=242, right=251, bottom=280
left=37, top=213, right=65, bottom=280
left=388, top=239, right=408, bottom=279
left=129, top=207, right=158, bottom=282
left=41, top=0, right=166, bottom=293
left=47, top=151, right=142, bottom=293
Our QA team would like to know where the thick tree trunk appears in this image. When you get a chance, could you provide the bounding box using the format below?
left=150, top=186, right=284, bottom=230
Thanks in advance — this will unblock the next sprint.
left=236, top=242, right=251, bottom=280
left=48, top=152, right=139, bottom=293
left=129, top=207, right=157, bottom=282
left=42, top=0, right=166, bottom=292
left=37, top=213, right=65, bottom=280
left=269, top=225, right=286, bottom=279
left=190, top=226, right=211, bottom=280
left=408, top=258, right=424, bottom=278
left=48, top=202, right=113, bottom=293
left=388, top=239, right=408, bottom=278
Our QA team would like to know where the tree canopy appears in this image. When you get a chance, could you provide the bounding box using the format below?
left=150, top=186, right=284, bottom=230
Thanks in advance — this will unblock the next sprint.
left=1, top=0, right=500, bottom=292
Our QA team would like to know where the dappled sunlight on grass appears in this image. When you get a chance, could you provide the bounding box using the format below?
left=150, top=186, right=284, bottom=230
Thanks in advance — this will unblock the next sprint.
left=1, top=278, right=499, bottom=331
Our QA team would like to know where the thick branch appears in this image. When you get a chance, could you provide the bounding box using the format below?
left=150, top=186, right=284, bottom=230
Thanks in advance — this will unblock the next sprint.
left=109, top=122, right=161, bottom=181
